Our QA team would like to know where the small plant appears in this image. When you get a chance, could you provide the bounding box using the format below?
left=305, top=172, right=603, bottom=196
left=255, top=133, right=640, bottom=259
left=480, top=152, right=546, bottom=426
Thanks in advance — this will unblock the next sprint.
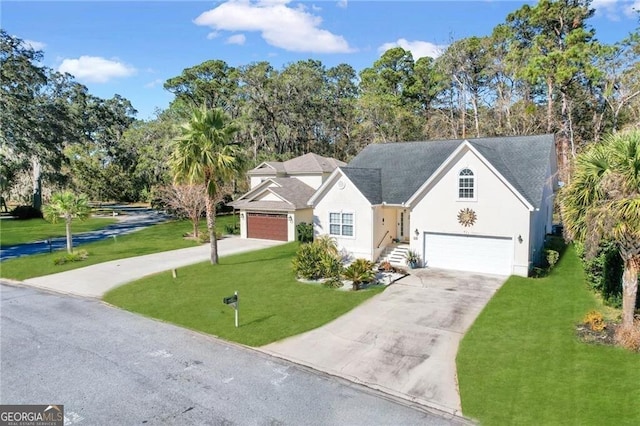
left=296, top=222, right=314, bottom=243
left=53, top=249, right=89, bottom=265
left=614, top=324, right=640, bottom=352
left=379, top=260, right=392, bottom=272
left=322, top=278, right=344, bottom=289
left=583, top=310, right=606, bottom=332
left=224, top=223, right=239, bottom=235
left=342, top=258, right=375, bottom=291
left=405, top=250, right=421, bottom=268
left=197, top=230, right=223, bottom=244
left=292, top=235, right=342, bottom=280
left=546, top=249, right=559, bottom=268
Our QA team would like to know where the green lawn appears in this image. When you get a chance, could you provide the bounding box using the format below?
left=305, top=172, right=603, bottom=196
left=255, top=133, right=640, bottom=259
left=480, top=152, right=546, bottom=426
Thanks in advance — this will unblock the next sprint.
left=104, top=243, right=383, bottom=347
left=0, top=216, right=238, bottom=280
left=0, top=217, right=117, bottom=247
left=457, top=245, right=640, bottom=425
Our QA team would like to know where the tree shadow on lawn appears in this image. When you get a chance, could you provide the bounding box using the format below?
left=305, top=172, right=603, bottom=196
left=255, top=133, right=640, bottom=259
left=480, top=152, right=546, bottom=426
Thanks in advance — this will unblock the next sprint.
left=220, top=252, right=294, bottom=266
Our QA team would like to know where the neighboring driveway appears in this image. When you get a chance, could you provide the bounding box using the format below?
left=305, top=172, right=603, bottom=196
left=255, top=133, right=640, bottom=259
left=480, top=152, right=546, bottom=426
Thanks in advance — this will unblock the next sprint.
left=263, top=268, right=506, bottom=416
left=16, top=237, right=283, bottom=298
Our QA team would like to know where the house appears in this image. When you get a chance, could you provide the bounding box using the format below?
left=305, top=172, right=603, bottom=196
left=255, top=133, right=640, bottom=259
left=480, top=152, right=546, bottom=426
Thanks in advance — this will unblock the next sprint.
left=308, top=135, right=558, bottom=277
left=230, top=153, right=345, bottom=241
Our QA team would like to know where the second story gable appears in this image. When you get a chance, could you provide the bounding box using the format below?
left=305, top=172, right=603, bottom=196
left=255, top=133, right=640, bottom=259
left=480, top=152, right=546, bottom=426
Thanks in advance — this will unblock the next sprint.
left=247, top=153, right=346, bottom=190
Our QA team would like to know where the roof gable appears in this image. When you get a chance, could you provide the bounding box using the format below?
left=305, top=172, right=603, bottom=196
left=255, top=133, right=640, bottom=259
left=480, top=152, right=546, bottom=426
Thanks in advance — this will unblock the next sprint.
left=247, top=153, right=345, bottom=176
left=346, top=134, right=555, bottom=208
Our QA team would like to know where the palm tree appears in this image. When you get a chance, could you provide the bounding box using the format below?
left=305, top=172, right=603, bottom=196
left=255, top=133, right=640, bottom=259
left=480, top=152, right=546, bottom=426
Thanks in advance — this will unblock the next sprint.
left=42, top=191, right=91, bottom=254
left=560, top=129, right=640, bottom=330
left=170, top=105, right=244, bottom=264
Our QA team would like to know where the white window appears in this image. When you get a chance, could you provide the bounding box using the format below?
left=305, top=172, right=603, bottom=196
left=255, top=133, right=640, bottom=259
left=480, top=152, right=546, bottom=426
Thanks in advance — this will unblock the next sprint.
left=329, top=212, right=354, bottom=237
left=458, top=168, right=475, bottom=199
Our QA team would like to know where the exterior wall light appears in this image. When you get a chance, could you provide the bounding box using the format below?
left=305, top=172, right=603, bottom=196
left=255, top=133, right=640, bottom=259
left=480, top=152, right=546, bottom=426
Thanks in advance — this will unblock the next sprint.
left=518, top=234, right=523, bottom=243
left=414, top=228, right=419, bottom=237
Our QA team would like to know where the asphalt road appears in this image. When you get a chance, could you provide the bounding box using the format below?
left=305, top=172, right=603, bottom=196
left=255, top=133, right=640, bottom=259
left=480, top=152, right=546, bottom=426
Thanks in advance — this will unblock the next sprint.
left=0, top=207, right=168, bottom=261
left=0, top=285, right=464, bottom=425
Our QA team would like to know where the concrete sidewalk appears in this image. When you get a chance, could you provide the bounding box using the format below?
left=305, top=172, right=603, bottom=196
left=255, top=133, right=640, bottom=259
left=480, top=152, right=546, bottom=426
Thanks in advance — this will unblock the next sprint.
left=17, top=237, right=284, bottom=298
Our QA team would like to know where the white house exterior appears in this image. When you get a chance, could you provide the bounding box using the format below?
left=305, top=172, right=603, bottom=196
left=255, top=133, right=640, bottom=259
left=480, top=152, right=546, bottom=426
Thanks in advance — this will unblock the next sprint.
left=309, top=135, right=558, bottom=277
left=230, top=153, right=345, bottom=241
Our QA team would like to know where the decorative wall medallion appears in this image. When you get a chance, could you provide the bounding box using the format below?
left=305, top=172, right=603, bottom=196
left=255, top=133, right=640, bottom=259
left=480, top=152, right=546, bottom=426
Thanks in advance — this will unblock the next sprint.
left=457, top=208, right=477, bottom=227
left=337, top=180, right=346, bottom=190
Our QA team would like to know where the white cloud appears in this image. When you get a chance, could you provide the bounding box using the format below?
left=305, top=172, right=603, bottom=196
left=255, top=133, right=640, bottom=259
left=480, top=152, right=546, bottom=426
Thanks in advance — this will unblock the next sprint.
left=378, top=38, right=445, bottom=59
left=226, top=34, right=247, bottom=45
left=623, top=0, right=640, bottom=17
left=592, top=0, right=621, bottom=20
left=207, top=31, right=219, bottom=40
left=337, top=0, right=348, bottom=9
left=592, top=0, right=640, bottom=20
left=145, top=78, right=164, bottom=89
left=23, top=39, right=46, bottom=51
left=194, top=0, right=354, bottom=53
left=58, top=56, right=136, bottom=83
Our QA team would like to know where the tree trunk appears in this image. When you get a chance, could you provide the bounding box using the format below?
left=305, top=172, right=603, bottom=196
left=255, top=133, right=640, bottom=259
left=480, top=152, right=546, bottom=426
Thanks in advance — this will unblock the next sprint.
left=31, top=156, right=42, bottom=210
left=65, top=220, right=73, bottom=254
left=621, top=259, right=638, bottom=329
left=205, top=195, right=218, bottom=264
left=546, top=79, right=554, bottom=134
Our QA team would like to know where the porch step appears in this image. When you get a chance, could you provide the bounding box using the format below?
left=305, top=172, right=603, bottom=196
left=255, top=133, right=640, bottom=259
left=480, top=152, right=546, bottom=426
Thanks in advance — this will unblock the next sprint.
left=378, top=243, right=410, bottom=266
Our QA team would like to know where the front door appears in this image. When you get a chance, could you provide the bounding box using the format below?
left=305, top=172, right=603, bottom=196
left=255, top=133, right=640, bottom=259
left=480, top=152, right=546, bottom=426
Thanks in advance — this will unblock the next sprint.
left=397, top=210, right=409, bottom=242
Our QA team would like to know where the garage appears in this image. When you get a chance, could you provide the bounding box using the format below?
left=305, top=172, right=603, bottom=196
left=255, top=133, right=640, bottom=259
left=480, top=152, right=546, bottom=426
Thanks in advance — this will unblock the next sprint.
left=247, top=213, right=288, bottom=241
left=423, top=232, right=513, bottom=275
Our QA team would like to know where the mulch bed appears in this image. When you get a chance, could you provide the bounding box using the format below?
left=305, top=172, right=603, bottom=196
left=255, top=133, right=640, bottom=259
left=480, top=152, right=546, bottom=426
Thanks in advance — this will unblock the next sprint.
left=576, top=322, right=618, bottom=347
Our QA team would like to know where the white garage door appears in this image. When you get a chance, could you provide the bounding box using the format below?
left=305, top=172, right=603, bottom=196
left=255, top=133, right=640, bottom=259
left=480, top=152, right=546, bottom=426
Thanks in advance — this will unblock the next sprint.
left=423, top=232, right=513, bottom=275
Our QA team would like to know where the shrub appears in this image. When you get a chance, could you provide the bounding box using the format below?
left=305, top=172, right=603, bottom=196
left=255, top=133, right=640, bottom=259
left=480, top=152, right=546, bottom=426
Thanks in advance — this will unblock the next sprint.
left=405, top=250, right=421, bottom=267
left=546, top=250, right=560, bottom=268
left=197, top=230, right=223, bottom=244
left=342, top=258, right=375, bottom=291
left=322, top=278, right=344, bottom=289
left=614, top=324, right=640, bottom=352
left=296, top=222, right=314, bottom=243
left=292, top=236, right=342, bottom=280
left=10, top=205, right=43, bottom=220
left=53, top=249, right=89, bottom=265
left=224, top=223, right=239, bottom=235
left=575, top=241, right=633, bottom=308
left=583, top=310, right=606, bottom=332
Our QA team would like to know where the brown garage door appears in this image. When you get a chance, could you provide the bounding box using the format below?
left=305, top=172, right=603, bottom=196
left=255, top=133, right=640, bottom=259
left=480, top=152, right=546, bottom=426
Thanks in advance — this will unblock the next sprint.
left=247, top=213, right=288, bottom=241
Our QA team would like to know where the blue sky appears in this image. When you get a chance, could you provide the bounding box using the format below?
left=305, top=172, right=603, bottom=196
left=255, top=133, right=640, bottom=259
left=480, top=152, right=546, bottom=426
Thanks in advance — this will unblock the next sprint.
left=3, top=0, right=639, bottom=120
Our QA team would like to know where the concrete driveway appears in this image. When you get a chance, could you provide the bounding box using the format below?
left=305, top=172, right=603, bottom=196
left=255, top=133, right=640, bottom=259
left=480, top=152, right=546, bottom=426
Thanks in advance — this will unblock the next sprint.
left=263, top=268, right=506, bottom=416
left=16, top=237, right=283, bottom=298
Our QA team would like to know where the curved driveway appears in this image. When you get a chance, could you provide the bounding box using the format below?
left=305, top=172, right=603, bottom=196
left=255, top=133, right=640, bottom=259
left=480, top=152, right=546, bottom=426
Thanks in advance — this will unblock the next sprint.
left=263, top=268, right=505, bottom=416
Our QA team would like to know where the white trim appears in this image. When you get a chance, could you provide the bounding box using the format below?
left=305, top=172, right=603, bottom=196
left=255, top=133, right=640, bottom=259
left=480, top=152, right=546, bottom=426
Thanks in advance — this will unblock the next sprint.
left=235, top=178, right=282, bottom=201
left=406, top=140, right=534, bottom=211
left=308, top=167, right=373, bottom=209
left=456, top=167, right=477, bottom=202
left=328, top=210, right=356, bottom=239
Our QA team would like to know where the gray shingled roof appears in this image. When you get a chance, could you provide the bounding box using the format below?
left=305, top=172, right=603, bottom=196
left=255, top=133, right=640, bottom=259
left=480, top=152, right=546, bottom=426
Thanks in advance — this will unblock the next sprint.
left=230, top=178, right=315, bottom=211
left=345, top=134, right=555, bottom=208
left=247, top=153, right=345, bottom=175
left=341, top=168, right=382, bottom=204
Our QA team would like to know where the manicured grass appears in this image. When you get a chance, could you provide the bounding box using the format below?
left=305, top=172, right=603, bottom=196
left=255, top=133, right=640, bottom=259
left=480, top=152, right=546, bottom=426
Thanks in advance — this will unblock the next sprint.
left=0, top=215, right=241, bottom=280
left=104, top=243, right=384, bottom=347
left=457, top=246, right=640, bottom=425
left=0, top=217, right=117, bottom=247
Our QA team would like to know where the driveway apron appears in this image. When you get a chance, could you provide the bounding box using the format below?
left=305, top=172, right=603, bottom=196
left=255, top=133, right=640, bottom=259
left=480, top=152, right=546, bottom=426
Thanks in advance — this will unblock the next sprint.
left=262, top=268, right=505, bottom=415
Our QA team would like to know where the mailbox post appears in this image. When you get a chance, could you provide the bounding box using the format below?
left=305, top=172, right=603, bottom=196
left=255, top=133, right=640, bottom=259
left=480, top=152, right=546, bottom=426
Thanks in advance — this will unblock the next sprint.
left=223, top=291, right=239, bottom=328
